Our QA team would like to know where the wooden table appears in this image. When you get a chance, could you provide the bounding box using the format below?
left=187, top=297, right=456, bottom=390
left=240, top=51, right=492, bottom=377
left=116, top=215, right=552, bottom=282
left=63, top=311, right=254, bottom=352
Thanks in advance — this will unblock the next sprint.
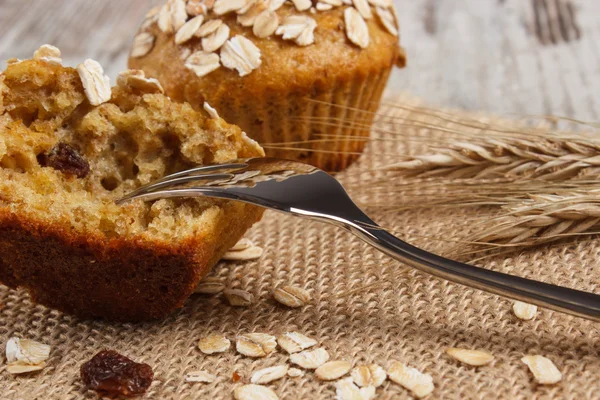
left=1, top=0, right=598, bottom=121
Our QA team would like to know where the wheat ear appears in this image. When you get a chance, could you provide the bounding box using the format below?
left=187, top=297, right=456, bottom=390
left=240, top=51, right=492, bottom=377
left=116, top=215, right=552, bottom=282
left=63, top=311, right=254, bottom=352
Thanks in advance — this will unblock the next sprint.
left=466, top=192, right=600, bottom=247
left=383, top=137, right=600, bottom=180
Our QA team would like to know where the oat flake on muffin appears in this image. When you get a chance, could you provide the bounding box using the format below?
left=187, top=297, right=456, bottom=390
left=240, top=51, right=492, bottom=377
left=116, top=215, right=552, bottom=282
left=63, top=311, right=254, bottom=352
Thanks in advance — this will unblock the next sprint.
left=129, top=0, right=405, bottom=171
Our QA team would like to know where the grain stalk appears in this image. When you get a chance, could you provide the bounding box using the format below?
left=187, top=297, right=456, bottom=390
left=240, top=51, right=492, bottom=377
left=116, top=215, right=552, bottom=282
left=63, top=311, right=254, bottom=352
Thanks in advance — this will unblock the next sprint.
left=465, top=192, right=600, bottom=248
left=382, top=138, right=600, bottom=180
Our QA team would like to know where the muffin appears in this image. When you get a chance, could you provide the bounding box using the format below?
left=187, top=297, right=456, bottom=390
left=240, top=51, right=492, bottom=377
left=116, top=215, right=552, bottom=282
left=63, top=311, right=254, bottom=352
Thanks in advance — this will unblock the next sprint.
left=129, top=0, right=405, bottom=171
left=0, top=46, right=264, bottom=321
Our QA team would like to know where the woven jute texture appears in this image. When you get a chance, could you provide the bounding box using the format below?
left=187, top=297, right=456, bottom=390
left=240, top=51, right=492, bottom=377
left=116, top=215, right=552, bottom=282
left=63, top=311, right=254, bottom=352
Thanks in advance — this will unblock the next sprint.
left=1, top=95, right=599, bottom=399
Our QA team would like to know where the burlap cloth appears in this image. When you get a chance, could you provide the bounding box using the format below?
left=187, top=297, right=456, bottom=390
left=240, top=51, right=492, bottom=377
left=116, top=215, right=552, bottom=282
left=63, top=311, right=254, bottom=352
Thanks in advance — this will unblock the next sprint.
left=1, top=95, right=599, bottom=399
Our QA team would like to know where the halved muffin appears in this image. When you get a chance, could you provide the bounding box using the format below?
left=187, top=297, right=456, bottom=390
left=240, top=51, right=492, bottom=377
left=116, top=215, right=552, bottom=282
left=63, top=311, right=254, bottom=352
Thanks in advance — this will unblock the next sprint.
left=0, top=46, right=264, bottom=321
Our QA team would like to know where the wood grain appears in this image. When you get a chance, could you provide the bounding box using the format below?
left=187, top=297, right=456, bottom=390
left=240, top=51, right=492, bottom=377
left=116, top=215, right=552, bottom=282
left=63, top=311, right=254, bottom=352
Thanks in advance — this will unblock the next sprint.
left=0, top=0, right=598, bottom=122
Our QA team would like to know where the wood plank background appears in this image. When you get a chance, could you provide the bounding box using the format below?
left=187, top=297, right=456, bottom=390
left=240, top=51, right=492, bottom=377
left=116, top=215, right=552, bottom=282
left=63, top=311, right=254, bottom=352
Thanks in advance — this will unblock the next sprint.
left=0, top=0, right=599, bottom=122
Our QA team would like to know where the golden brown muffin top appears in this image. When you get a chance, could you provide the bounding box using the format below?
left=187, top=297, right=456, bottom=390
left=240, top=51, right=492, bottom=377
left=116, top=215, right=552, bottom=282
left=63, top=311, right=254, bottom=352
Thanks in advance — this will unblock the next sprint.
left=130, top=0, right=405, bottom=92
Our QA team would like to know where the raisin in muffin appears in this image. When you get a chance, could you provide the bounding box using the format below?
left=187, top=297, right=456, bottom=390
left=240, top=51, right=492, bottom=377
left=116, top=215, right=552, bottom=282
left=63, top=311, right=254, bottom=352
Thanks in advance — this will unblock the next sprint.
left=0, top=45, right=264, bottom=321
left=129, top=0, right=405, bottom=171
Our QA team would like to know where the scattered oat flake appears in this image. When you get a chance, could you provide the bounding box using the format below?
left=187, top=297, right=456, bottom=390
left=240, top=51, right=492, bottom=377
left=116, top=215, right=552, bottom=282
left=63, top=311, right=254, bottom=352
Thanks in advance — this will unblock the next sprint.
left=33, top=44, right=62, bottom=64
left=229, top=238, right=253, bottom=252
left=7, top=362, right=47, bottom=374
left=351, top=364, right=386, bottom=388
left=315, top=360, right=352, bottom=381
left=521, top=355, right=562, bottom=384
left=291, top=0, right=312, bottom=11
left=290, top=348, right=329, bottom=369
left=77, top=59, right=112, bottom=106
left=277, top=332, right=317, bottom=354
left=6, top=337, right=50, bottom=365
left=175, top=15, right=205, bottom=44
left=446, top=348, right=494, bottom=366
left=222, top=245, right=263, bottom=260
left=388, top=361, right=434, bottom=398
left=6, top=58, right=21, bottom=65
left=287, top=368, right=304, bottom=377
left=117, top=69, right=164, bottom=93
left=202, top=23, right=230, bottom=52
left=375, top=6, right=398, bottom=36
left=513, top=301, right=538, bottom=320
left=224, top=288, right=254, bottom=306
left=234, top=384, right=279, bottom=400
left=236, top=333, right=277, bottom=357
left=251, top=365, right=288, bottom=384
left=196, top=18, right=223, bottom=37
left=158, top=0, right=187, bottom=33
left=186, top=370, right=217, bottom=383
left=322, top=0, right=344, bottom=5
left=199, top=334, right=231, bottom=354
left=345, top=7, right=370, bottom=48
left=195, top=277, right=225, bottom=294
left=335, top=377, right=376, bottom=400
left=273, top=285, right=311, bottom=308
left=220, top=35, right=262, bottom=77
left=213, top=0, right=250, bottom=15
left=203, top=102, right=220, bottom=119
left=253, top=10, right=279, bottom=38
left=131, top=32, right=156, bottom=58
left=185, top=51, right=221, bottom=78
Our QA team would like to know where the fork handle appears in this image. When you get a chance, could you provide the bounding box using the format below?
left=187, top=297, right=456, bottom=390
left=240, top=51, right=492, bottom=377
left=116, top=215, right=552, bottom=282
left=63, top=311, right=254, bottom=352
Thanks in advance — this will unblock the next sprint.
left=346, top=216, right=600, bottom=322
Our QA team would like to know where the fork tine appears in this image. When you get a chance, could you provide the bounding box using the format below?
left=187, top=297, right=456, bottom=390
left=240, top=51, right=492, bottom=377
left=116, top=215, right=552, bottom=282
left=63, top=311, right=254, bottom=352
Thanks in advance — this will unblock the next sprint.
left=119, top=173, right=235, bottom=203
left=150, top=162, right=248, bottom=185
left=119, top=162, right=248, bottom=203
left=116, top=188, right=233, bottom=205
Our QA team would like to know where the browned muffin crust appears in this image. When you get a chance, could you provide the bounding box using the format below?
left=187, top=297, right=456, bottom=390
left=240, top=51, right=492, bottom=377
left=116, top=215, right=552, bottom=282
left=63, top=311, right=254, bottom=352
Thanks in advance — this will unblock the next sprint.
left=129, top=1, right=405, bottom=171
left=0, top=53, right=264, bottom=321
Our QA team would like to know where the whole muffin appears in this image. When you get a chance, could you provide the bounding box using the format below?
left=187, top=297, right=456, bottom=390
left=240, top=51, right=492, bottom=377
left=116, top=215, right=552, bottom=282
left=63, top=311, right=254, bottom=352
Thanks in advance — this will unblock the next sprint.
left=129, top=0, right=405, bottom=171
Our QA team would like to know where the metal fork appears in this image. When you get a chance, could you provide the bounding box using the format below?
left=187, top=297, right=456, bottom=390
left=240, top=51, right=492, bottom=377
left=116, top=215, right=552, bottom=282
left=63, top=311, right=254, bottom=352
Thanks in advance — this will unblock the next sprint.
left=117, top=158, right=600, bottom=322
